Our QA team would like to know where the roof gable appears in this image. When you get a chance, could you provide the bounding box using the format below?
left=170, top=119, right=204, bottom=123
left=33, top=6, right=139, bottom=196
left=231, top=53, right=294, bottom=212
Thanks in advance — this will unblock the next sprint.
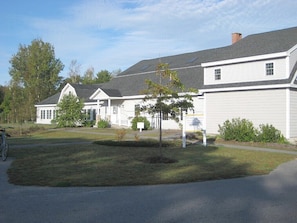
left=90, top=88, right=122, bottom=100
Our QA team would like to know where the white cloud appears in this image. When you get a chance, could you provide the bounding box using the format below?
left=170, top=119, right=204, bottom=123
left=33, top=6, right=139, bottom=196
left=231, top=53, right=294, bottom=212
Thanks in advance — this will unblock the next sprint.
left=1, top=0, right=297, bottom=84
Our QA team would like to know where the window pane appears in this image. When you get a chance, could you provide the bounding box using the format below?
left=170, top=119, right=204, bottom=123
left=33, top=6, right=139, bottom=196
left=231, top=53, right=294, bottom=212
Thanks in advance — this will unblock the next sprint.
left=135, top=104, right=140, bottom=116
left=215, top=69, right=221, bottom=80
left=266, top=63, right=274, bottom=75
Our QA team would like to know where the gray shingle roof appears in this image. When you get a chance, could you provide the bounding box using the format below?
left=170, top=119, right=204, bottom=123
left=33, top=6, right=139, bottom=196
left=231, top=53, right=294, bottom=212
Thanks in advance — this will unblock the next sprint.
left=36, top=92, right=60, bottom=105
left=120, top=26, right=297, bottom=76
left=115, top=26, right=297, bottom=92
left=37, top=26, right=297, bottom=105
left=36, top=84, right=122, bottom=105
left=71, top=84, right=102, bottom=102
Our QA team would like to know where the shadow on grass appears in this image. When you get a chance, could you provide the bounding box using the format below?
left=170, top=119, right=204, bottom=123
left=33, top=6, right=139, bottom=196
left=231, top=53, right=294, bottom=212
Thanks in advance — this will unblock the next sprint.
left=6, top=137, right=259, bottom=187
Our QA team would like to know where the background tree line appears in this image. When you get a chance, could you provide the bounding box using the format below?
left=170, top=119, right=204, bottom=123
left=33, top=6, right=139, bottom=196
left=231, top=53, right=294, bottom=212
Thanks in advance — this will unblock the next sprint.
left=0, top=39, right=118, bottom=124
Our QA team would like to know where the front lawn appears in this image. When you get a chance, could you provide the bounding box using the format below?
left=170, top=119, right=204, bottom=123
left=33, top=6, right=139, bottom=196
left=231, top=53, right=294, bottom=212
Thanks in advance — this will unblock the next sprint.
left=7, top=140, right=296, bottom=187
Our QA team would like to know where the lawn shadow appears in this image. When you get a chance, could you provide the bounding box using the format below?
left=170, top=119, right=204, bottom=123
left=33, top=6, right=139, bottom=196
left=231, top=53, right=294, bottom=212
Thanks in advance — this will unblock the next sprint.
left=155, top=144, right=252, bottom=184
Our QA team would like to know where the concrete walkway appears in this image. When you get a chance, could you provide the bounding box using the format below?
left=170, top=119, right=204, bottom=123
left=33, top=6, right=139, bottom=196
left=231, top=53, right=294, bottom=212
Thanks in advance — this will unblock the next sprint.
left=1, top=151, right=297, bottom=222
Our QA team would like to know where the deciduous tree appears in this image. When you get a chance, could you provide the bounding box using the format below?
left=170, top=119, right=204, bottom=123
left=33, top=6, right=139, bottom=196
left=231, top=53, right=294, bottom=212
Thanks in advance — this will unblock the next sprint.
left=82, top=67, right=95, bottom=84
left=141, top=63, right=197, bottom=157
left=9, top=39, right=64, bottom=121
left=68, top=60, right=82, bottom=84
left=54, top=94, right=84, bottom=127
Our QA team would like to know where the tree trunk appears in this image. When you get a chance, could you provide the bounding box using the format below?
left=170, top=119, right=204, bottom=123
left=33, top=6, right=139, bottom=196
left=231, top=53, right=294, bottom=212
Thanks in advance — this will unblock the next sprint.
left=159, top=109, right=163, bottom=157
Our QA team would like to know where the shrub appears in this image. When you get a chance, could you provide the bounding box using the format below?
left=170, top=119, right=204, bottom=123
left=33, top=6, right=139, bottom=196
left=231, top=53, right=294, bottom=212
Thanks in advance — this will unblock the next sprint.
left=219, top=118, right=286, bottom=143
left=97, top=119, right=110, bottom=128
left=219, top=118, right=256, bottom=142
left=131, top=116, right=150, bottom=131
left=83, top=120, right=95, bottom=127
left=256, top=124, right=286, bottom=143
left=115, top=129, right=127, bottom=141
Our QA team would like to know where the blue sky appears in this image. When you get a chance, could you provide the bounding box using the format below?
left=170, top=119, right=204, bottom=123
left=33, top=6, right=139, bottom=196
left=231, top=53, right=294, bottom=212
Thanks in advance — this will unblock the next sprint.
left=1, top=0, right=297, bottom=85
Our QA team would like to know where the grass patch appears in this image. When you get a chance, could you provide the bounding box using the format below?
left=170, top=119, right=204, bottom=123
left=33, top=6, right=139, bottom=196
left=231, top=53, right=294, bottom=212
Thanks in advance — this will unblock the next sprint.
left=94, top=139, right=177, bottom=147
left=6, top=127, right=297, bottom=187
left=7, top=142, right=296, bottom=187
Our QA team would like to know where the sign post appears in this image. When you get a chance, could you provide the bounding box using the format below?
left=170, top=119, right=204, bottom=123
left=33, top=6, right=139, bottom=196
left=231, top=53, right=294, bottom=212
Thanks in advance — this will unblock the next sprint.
left=182, top=113, right=207, bottom=148
left=137, top=122, right=144, bottom=132
left=202, top=129, right=207, bottom=146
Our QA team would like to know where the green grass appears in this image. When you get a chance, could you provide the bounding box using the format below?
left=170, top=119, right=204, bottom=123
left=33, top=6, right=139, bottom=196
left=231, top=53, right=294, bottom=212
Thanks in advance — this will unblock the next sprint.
left=7, top=138, right=296, bottom=187
left=5, top=127, right=297, bottom=187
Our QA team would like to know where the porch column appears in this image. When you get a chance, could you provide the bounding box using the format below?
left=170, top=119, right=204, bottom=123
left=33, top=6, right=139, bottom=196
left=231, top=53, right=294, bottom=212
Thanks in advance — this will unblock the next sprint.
left=108, top=98, right=111, bottom=122
left=96, top=99, right=100, bottom=125
left=118, top=105, right=122, bottom=126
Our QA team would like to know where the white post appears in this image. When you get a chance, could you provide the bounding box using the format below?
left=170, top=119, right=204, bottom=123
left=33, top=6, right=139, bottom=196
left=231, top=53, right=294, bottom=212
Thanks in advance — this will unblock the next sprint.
left=95, top=99, right=100, bottom=127
left=137, top=122, right=144, bottom=132
left=202, top=129, right=207, bottom=146
left=118, top=106, right=122, bottom=126
left=108, top=99, right=111, bottom=122
left=182, top=111, right=186, bottom=148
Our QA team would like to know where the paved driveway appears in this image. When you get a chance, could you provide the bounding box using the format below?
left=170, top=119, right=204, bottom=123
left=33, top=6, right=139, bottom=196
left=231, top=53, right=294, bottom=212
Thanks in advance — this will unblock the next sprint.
left=1, top=157, right=297, bottom=223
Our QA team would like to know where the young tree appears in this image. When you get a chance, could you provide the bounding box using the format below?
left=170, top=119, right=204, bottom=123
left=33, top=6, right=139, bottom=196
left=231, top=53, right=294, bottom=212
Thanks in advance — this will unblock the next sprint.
left=142, top=63, right=197, bottom=157
left=9, top=39, right=64, bottom=121
left=55, top=94, right=84, bottom=127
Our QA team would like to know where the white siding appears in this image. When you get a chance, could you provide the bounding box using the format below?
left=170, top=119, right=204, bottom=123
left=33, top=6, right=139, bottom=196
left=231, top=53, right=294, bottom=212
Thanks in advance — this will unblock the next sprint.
left=289, top=47, right=297, bottom=72
left=205, top=89, right=287, bottom=136
left=290, top=90, right=297, bottom=137
left=204, top=58, right=286, bottom=85
left=119, top=99, right=142, bottom=127
left=110, top=96, right=204, bottom=129
left=35, top=105, right=57, bottom=124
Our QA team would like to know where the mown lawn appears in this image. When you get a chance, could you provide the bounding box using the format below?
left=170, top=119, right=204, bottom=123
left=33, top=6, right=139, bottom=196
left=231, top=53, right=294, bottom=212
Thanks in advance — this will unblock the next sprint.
left=7, top=134, right=296, bottom=187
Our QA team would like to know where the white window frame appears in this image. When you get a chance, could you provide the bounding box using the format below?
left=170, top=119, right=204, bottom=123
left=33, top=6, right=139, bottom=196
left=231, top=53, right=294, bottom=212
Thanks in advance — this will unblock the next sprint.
left=214, top=68, right=221, bottom=80
left=265, top=62, right=274, bottom=76
left=41, top=110, right=46, bottom=119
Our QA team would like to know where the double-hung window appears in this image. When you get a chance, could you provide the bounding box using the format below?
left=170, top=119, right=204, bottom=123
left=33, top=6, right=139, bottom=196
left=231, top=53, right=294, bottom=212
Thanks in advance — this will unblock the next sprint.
left=266, top=63, right=274, bottom=76
left=215, top=69, right=221, bottom=80
left=135, top=104, right=140, bottom=116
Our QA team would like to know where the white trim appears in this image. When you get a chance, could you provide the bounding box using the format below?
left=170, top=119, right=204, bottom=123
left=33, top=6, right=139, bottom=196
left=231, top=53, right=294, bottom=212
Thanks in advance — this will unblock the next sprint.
left=89, top=88, right=108, bottom=100
left=201, top=52, right=288, bottom=67
left=201, top=83, right=293, bottom=94
left=286, top=56, right=290, bottom=78
left=203, top=94, right=206, bottom=131
left=35, top=104, right=56, bottom=108
left=291, top=70, right=297, bottom=85
left=288, top=44, right=297, bottom=54
left=58, top=83, right=76, bottom=102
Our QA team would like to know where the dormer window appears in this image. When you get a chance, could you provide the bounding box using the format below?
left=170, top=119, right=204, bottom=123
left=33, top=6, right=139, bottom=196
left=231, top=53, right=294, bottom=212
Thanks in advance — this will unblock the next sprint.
left=215, top=69, right=221, bottom=80
left=266, top=63, right=274, bottom=76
